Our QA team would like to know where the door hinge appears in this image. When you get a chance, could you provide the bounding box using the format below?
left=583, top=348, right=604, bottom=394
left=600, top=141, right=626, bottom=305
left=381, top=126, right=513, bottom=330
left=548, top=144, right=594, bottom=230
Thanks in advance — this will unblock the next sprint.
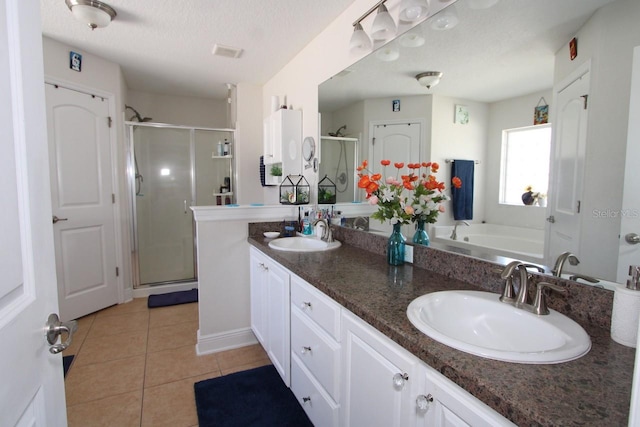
left=116, top=267, right=119, bottom=277
left=581, top=95, right=588, bottom=109
left=372, top=137, right=376, bottom=146
left=577, top=200, right=581, bottom=213
left=108, top=116, right=112, bottom=128
left=112, top=193, right=116, bottom=204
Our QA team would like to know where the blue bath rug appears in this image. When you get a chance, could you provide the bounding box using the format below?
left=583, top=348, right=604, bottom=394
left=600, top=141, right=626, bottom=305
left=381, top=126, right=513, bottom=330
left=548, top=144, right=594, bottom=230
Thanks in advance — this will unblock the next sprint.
left=63, top=355, right=74, bottom=378
left=147, top=288, right=198, bottom=308
left=194, top=365, right=313, bottom=427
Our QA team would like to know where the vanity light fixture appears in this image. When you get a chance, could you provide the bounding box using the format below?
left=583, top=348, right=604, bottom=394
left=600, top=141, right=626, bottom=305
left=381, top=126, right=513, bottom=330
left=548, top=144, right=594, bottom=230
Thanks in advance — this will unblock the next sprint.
left=399, top=27, right=425, bottom=47
left=349, top=22, right=373, bottom=55
left=416, top=71, right=443, bottom=89
left=398, top=0, right=430, bottom=22
left=65, top=0, right=117, bottom=30
left=376, top=42, right=400, bottom=62
left=370, top=3, right=397, bottom=42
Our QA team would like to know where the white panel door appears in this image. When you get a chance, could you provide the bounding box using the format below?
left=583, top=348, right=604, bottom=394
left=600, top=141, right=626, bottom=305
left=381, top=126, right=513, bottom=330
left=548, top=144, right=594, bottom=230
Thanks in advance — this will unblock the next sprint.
left=0, top=0, right=66, bottom=425
left=617, top=46, right=640, bottom=283
left=545, top=68, right=589, bottom=266
left=371, top=122, right=421, bottom=173
left=45, top=84, right=118, bottom=321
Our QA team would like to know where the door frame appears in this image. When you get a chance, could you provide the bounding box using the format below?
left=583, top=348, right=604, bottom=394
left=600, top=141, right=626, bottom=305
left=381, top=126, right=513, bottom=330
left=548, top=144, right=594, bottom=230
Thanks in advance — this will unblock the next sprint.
left=44, top=76, right=127, bottom=306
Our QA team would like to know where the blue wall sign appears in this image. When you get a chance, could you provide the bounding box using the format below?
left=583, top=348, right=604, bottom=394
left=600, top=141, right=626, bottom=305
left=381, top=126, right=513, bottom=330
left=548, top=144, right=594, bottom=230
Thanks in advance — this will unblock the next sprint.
left=70, top=51, right=82, bottom=72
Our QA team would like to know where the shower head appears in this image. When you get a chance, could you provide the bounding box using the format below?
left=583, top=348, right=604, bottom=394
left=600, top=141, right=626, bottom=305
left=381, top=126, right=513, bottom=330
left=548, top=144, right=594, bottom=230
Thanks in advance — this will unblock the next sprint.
left=328, top=125, right=347, bottom=137
left=125, top=105, right=153, bottom=122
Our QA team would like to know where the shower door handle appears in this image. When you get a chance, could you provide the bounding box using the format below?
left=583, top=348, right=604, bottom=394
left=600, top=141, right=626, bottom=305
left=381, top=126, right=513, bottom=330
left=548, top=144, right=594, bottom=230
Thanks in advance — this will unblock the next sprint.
left=184, top=200, right=187, bottom=214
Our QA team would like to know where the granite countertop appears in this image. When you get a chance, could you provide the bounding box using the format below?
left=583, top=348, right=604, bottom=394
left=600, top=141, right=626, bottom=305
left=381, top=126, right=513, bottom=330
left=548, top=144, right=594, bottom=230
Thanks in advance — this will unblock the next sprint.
left=248, top=230, right=634, bottom=426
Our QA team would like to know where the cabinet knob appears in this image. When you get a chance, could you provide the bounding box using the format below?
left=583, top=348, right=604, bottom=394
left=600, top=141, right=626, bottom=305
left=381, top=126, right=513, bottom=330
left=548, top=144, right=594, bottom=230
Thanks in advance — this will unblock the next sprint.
left=258, top=262, right=268, bottom=271
left=416, top=394, right=434, bottom=412
left=393, top=372, right=409, bottom=388
left=302, top=396, right=311, bottom=403
left=300, top=301, right=312, bottom=310
left=301, top=346, right=312, bottom=355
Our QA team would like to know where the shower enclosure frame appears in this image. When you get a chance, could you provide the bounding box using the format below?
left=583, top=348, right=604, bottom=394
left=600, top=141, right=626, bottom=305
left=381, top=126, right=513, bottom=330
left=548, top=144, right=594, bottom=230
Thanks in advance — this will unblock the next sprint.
left=126, top=121, right=236, bottom=290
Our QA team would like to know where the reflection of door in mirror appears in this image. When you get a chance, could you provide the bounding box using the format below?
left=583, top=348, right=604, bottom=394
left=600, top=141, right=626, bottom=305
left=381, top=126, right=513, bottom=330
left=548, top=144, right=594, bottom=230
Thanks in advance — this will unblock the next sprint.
left=371, top=122, right=421, bottom=172
left=545, top=66, right=590, bottom=266
left=319, top=136, right=358, bottom=203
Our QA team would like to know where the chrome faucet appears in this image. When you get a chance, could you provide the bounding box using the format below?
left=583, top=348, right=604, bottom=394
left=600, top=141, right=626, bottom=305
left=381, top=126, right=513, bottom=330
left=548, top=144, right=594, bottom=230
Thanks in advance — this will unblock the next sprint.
left=552, top=252, right=580, bottom=277
left=450, top=221, right=470, bottom=240
left=312, top=218, right=333, bottom=242
left=500, top=261, right=530, bottom=305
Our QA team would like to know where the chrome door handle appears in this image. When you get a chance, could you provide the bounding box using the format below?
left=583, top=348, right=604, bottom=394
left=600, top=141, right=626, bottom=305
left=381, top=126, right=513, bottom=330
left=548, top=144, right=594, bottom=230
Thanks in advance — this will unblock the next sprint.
left=546, top=215, right=555, bottom=223
left=45, top=313, right=78, bottom=354
left=52, top=215, right=68, bottom=224
left=626, top=233, right=640, bottom=244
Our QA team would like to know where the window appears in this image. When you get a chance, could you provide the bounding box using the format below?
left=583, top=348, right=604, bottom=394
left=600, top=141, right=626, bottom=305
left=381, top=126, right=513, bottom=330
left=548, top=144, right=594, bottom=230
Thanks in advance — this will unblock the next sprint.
left=499, top=124, right=551, bottom=206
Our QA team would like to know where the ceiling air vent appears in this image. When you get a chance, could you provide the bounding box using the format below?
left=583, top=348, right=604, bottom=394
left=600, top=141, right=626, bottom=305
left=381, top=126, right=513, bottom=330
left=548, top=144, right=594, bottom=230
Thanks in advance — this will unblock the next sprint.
left=212, top=44, right=243, bottom=59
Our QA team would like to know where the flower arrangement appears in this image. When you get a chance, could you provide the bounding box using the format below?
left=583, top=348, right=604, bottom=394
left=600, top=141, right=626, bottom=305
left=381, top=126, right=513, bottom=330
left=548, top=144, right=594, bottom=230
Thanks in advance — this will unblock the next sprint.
left=357, top=159, right=462, bottom=225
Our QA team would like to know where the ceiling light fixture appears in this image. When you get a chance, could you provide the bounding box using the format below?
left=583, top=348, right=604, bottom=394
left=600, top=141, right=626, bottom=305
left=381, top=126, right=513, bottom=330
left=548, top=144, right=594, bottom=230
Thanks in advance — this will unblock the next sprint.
left=65, top=0, right=117, bottom=30
left=398, top=0, right=430, bottom=22
left=349, top=22, right=373, bottom=56
left=416, top=71, right=443, bottom=89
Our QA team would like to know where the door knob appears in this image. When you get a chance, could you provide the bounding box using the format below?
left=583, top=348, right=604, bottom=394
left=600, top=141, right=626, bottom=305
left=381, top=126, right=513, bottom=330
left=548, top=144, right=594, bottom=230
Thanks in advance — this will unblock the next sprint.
left=546, top=215, right=555, bottom=223
left=626, top=233, right=640, bottom=244
left=45, top=313, right=78, bottom=354
left=52, top=215, right=68, bottom=224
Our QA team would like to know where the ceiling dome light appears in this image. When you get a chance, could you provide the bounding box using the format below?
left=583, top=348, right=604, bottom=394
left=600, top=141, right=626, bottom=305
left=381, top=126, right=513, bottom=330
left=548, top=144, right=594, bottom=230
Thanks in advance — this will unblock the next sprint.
left=65, top=0, right=117, bottom=30
left=399, top=0, right=430, bottom=22
left=349, top=22, right=372, bottom=55
left=430, top=4, right=459, bottom=31
left=371, top=3, right=397, bottom=42
left=416, top=71, right=443, bottom=89
left=376, top=43, right=400, bottom=62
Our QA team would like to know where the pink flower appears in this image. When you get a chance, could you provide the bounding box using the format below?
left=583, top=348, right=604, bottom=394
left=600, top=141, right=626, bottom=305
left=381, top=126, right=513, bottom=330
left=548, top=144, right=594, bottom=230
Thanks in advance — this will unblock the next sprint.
left=404, top=206, right=415, bottom=215
left=368, top=195, right=379, bottom=205
left=386, top=176, right=395, bottom=184
left=438, top=205, right=446, bottom=213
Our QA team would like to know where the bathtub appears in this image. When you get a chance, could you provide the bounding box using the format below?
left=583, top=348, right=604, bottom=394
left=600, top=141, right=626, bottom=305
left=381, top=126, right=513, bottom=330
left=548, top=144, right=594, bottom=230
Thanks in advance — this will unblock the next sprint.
left=431, top=223, right=544, bottom=264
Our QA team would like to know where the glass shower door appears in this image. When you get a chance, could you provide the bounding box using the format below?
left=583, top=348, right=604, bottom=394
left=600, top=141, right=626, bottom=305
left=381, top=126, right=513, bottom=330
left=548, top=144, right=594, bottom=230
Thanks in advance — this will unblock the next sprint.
left=134, top=126, right=195, bottom=285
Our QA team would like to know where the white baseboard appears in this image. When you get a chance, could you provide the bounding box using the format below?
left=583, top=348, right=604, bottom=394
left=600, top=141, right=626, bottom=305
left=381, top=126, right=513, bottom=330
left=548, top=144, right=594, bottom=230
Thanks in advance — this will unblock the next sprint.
left=131, top=281, right=198, bottom=299
left=196, top=327, right=258, bottom=355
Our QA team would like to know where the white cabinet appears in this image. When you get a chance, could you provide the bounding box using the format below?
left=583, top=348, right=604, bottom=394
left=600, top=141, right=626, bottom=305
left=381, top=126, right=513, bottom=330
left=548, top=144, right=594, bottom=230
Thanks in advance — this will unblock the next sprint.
left=249, top=247, right=290, bottom=386
left=290, top=275, right=341, bottom=426
left=341, top=310, right=419, bottom=427
left=416, top=363, right=516, bottom=427
left=263, top=109, right=302, bottom=175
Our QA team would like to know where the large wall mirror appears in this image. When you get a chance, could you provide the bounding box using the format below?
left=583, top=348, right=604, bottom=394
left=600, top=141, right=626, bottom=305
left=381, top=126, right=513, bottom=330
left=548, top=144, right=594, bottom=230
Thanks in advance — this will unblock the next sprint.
left=319, top=0, right=640, bottom=284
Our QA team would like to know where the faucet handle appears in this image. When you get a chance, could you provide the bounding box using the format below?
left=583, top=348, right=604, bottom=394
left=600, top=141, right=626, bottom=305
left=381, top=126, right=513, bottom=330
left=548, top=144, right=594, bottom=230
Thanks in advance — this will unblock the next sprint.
left=531, top=282, right=567, bottom=315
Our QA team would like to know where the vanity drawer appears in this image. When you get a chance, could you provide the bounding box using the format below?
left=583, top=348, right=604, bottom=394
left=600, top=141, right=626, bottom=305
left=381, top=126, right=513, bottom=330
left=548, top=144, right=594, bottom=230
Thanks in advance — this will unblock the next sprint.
left=290, top=274, right=341, bottom=340
left=291, top=353, right=339, bottom=427
left=291, top=306, right=341, bottom=401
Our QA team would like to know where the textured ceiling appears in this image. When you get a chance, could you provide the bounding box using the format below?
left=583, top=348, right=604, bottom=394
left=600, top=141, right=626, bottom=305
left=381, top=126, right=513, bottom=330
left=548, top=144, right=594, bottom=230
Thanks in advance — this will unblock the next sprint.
left=319, top=0, right=617, bottom=111
left=40, top=0, right=356, bottom=99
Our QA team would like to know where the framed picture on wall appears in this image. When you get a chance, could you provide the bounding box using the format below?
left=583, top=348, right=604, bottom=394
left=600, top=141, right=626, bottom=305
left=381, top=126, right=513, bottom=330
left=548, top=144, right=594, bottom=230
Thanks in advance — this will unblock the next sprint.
left=454, top=105, right=469, bottom=124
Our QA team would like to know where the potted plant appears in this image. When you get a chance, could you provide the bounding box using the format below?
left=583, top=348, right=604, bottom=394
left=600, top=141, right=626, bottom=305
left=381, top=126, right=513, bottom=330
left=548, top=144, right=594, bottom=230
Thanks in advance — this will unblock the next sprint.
left=270, top=164, right=282, bottom=177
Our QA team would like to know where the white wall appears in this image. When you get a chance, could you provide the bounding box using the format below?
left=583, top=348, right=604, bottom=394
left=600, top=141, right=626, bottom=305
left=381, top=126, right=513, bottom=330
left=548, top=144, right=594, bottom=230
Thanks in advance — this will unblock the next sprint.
left=485, top=89, right=551, bottom=229
left=431, top=95, right=488, bottom=225
left=127, top=90, right=226, bottom=128
left=553, top=0, right=640, bottom=280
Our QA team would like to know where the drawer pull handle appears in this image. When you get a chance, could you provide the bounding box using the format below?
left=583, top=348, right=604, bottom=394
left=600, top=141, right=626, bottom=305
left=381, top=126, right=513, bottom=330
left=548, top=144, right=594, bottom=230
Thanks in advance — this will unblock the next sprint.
left=416, top=394, right=434, bottom=412
left=301, top=346, right=312, bottom=354
left=258, top=262, right=268, bottom=271
left=300, top=301, right=312, bottom=310
left=302, top=396, right=311, bottom=403
left=393, top=372, right=409, bottom=388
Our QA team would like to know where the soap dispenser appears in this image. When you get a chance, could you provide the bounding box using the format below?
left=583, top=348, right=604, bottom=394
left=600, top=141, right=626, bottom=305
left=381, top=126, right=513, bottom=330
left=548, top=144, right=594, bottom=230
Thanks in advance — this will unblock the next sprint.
left=611, top=265, right=640, bottom=347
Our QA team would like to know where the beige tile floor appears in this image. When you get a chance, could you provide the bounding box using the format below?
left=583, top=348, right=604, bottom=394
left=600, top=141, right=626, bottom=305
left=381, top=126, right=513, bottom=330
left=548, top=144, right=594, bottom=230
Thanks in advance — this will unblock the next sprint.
left=63, top=298, right=271, bottom=427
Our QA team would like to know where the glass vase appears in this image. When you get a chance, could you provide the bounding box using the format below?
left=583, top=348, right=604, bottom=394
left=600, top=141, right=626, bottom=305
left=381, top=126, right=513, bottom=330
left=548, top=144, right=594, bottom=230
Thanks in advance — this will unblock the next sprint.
left=412, top=219, right=430, bottom=246
left=387, top=223, right=406, bottom=266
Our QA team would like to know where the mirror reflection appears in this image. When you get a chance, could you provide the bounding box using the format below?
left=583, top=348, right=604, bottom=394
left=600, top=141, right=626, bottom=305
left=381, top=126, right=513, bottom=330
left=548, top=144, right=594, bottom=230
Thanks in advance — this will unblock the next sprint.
left=319, top=0, right=640, bottom=284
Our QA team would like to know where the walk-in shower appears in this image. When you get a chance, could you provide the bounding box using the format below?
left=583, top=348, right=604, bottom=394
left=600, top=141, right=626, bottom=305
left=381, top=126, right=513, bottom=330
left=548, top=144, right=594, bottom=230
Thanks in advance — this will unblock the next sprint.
left=319, top=135, right=358, bottom=203
left=127, top=122, right=235, bottom=289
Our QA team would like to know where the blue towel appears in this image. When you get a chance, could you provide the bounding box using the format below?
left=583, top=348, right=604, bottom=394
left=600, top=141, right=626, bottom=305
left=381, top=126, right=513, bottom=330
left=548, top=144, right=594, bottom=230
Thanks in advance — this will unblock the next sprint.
left=451, top=160, right=474, bottom=221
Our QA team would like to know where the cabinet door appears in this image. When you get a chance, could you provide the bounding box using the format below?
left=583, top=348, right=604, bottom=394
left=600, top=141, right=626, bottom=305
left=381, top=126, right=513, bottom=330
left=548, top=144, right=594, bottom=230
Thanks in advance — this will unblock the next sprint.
left=267, top=260, right=291, bottom=387
left=416, top=363, right=516, bottom=427
left=263, top=116, right=280, bottom=165
left=249, top=247, right=268, bottom=346
left=341, top=311, right=417, bottom=427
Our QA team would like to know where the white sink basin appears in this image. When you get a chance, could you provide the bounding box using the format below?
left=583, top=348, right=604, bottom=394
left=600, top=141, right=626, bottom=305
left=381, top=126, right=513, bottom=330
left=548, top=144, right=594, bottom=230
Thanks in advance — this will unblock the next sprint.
left=268, top=236, right=341, bottom=252
left=407, top=290, right=591, bottom=364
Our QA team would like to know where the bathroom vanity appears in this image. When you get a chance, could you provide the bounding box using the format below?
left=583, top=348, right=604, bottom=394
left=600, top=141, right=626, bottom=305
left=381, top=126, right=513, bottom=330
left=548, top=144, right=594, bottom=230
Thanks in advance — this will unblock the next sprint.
left=248, top=225, right=634, bottom=426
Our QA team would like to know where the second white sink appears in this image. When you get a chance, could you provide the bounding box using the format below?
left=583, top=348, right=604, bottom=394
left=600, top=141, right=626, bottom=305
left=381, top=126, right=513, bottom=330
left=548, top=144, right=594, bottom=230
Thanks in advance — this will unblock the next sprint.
left=268, top=236, right=341, bottom=252
left=407, top=290, right=591, bottom=364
